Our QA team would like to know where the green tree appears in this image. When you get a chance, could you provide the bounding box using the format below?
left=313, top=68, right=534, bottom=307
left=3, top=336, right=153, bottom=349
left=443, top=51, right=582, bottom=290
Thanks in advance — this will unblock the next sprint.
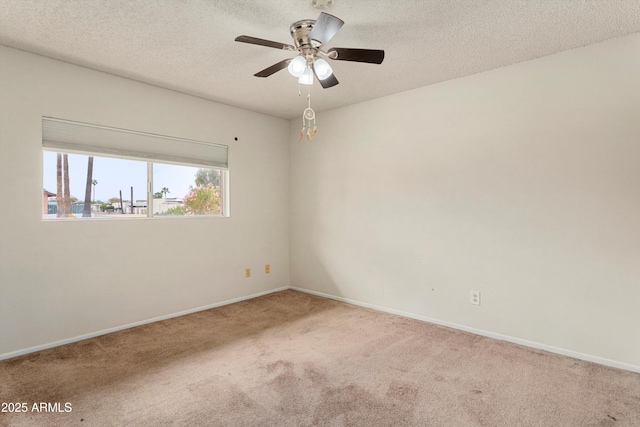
left=162, top=205, right=186, bottom=216
left=183, top=184, right=221, bottom=215
left=153, top=192, right=163, bottom=199
left=194, top=169, right=220, bottom=187
left=161, top=187, right=170, bottom=199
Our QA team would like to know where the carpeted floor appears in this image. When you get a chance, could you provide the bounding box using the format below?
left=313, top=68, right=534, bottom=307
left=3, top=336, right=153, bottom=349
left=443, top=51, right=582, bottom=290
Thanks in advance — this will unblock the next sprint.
left=1, top=290, right=639, bottom=426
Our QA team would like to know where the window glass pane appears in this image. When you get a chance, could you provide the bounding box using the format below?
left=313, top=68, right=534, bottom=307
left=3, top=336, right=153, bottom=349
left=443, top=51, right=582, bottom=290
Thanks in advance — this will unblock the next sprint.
left=42, top=151, right=147, bottom=219
left=153, top=164, right=222, bottom=216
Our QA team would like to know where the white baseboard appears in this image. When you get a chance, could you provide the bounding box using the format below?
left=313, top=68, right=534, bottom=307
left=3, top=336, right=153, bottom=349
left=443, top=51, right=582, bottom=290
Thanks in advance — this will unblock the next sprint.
left=290, top=286, right=640, bottom=374
left=3, top=285, right=638, bottom=374
left=0, top=286, right=289, bottom=361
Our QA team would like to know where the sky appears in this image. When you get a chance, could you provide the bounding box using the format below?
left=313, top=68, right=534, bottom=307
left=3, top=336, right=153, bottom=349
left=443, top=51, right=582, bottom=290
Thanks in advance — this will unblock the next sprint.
left=43, top=151, right=203, bottom=202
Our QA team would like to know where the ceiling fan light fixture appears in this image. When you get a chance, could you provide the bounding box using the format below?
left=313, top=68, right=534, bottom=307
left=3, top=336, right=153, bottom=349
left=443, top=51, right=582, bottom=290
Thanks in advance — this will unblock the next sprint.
left=288, top=55, right=307, bottom=77
left=298, top=67, right=314, bottom=85
left=313, top=58, right=333, bottom=80
left=236, top=11, right=384, bottom=91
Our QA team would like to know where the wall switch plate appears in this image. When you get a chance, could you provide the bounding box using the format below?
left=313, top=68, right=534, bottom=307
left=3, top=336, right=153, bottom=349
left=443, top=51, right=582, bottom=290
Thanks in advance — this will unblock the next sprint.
left=265, top=264, right=270, bottom=274
left=470, top=291, right=481, bottom=306
left=245, top=268, right=251, bottom=278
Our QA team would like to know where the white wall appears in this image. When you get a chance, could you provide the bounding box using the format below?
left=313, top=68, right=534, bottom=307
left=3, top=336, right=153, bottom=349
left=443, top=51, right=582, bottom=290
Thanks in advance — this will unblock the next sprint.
left=289, top=34, right=640, bottom=368
left=0, top=46, right=289, bottom=357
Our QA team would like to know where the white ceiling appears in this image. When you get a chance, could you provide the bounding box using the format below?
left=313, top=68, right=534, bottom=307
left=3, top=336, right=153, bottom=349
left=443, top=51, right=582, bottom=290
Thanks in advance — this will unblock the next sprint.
left=1, top=1, right=639, bottom=120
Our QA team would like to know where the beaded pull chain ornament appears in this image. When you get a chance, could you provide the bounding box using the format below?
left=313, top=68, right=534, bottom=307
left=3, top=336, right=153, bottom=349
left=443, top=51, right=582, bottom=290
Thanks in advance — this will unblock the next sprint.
left=298, top=85, right=317, bottom=142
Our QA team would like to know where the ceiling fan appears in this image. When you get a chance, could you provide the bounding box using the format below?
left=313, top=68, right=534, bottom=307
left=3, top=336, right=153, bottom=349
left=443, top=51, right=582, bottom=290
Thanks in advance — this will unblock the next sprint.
left=235, top=12, right=384, bottom=88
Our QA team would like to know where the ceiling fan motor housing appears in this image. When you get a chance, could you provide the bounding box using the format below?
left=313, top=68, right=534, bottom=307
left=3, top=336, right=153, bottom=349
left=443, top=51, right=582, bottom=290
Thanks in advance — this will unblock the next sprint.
left=290, top=19, right=321, bottom=58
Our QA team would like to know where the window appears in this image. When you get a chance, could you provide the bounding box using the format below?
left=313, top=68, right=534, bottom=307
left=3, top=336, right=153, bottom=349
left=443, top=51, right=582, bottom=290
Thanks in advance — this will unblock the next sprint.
left=42, top=117, right=228, bottom=219
left=152, top=163, right=222, bottom=216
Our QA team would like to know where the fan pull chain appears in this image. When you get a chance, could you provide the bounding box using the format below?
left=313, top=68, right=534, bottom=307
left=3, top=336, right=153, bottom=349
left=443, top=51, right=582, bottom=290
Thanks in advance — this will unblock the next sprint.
left=297, top=83, right=305, bottom=142
left=299, top=115, right=305, bottom=143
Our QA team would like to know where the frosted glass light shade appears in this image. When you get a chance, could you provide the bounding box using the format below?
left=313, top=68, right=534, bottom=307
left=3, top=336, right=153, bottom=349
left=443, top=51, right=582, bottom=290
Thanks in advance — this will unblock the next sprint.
left=298, top=67, right=314, bottom=85
left=288, top=56, right=307, bottom=77
left=313, top=58, right=333, bottom=80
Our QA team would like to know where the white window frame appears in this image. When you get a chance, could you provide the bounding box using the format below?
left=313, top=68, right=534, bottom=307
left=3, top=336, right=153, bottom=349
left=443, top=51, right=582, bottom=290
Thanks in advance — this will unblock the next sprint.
left=42, top=117, right=229, bottom=219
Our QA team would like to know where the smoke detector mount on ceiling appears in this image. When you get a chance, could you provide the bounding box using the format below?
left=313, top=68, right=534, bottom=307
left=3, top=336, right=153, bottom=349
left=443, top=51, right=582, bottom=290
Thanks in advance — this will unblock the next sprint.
left=311, top=0, right=334, bottom=10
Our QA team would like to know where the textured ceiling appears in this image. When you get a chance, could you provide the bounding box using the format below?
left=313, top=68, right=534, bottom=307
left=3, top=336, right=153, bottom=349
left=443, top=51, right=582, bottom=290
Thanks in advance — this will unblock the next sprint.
left=1, top=1, right=639, bottom=119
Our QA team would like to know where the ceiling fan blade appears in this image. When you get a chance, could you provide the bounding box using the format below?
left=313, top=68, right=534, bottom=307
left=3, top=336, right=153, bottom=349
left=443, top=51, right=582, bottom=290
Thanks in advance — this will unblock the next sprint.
left=254, top=59, right=292, bottom=77
left=312, top=66, right=339, bottom=89
left=319, top=73, right=339, bottom=89
left=308, top=13, right=344, bottom=46
left=327, top=48, right=385, bottom=64
left=235, top=35, right=295, bottom=51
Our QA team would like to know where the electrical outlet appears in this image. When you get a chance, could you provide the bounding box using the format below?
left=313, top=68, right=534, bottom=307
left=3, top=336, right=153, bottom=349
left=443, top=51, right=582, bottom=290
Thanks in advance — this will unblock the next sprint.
left=265, top=264, right=270, bottom=274
left=245, top=268, right=251, bottom=278
left=470, top=291, right=481, bottom=306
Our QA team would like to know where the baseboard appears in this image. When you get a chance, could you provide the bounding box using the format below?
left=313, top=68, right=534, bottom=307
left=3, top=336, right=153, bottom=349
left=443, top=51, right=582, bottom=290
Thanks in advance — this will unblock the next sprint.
left=0, top=286, right=289, bottom=361
left=4, top=285, right=638, bottom=374
left=290, top=286, right=640, bottom=374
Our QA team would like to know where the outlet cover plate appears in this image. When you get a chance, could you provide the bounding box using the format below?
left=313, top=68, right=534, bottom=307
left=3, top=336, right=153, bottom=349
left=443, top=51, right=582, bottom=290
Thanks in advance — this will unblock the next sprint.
left=470, top=291, right=481, bottom=306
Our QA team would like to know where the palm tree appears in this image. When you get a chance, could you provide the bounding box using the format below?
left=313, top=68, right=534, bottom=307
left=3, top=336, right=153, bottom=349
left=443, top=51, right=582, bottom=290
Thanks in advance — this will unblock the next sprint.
left=56, top=153, right=63, bottom=217
left=161, top=187, right=170, bottom=199
left=83, top=157, right=94, bottom=217
left=63, top=154, right=71, bottom=216
left=92, top=179, right=98, bottom=202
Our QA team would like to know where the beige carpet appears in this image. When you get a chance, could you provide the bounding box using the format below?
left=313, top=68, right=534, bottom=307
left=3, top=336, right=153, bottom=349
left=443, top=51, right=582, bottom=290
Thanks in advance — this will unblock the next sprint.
left=1, top=290, right=638, bottom=426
